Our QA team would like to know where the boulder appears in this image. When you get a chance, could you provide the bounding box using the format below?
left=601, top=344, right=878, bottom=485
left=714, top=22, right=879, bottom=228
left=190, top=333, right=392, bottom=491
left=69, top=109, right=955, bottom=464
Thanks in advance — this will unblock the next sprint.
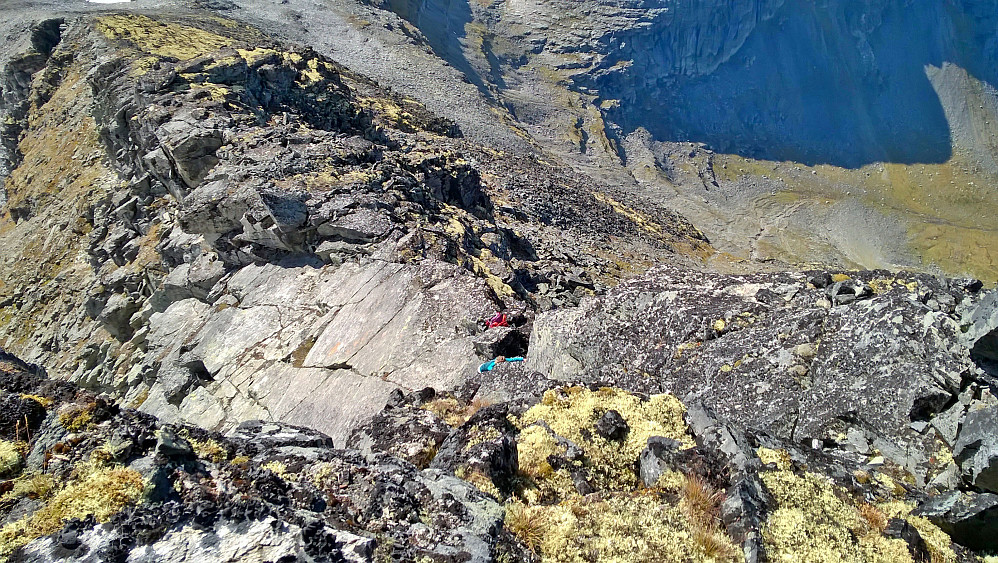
left=637, top=436, right=685, bottom=487
left=914, top=490, right=998, bottom=551
left=528, top=265, right=982, bottom=480
left=430, top=404, right=519, bottom=496
left=952, top=404, right=998, bottom=492
left=346, top=403, right=451, bottom=468
left=594, top=409, right=629, bottom=441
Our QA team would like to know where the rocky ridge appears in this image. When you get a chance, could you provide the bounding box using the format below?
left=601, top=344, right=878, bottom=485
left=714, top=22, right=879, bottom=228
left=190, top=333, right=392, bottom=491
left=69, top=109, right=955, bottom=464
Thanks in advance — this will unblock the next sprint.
left=0, top=7, right=998, bottom=563
left=0, top=13, right=705, bottom=444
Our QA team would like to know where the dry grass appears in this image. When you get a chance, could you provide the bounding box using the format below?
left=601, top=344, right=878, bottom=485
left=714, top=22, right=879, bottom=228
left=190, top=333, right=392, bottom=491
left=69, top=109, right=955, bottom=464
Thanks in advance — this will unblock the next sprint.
left=680, top=473, right=739, bottom=561
left=505, top=501, right=548, bottom=553
left=680, top=473, right=723, bottom=526
left=858, top=502, right=888, bottom=533
left=692, top=524, right=741, bottom=560
left=422, top=396, right=492, bottom=427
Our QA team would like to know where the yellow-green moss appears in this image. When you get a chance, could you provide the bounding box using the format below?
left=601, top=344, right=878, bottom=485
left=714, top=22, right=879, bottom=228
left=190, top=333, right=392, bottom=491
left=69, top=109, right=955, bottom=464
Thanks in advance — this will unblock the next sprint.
left=96, top=15, right=233, bottom=61
left=516, top=492, right=739, bottom=563
left=761, top=469, right=954, bottom=563
left=189, top=438, right=227, bottom=464
left=0, top=465, right=143, bottom=559
left=58, top=404, right=94, bottom=432
left=0, top=440, right=24, bottom=478
left=261, top=460, right=288, bottom=478
left=19, top=394, right=53, bottom=408
left=757, top=447, right=792, bottom=470
left=421, top=396, right=489, bottom=427
left=516, top=387, right=692, bottom=493
left=0, top=473, right=55, bottom=505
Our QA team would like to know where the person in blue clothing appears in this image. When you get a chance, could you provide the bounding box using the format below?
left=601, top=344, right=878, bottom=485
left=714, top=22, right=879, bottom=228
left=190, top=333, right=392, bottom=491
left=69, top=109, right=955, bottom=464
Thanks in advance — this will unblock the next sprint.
left=478, top=355, right=524, bottom=373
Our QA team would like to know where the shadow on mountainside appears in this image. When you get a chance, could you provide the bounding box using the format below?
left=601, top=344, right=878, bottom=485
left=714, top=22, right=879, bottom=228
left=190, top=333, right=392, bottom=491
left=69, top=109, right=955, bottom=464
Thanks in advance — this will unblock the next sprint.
left=595, top=0, right=998, bottom=169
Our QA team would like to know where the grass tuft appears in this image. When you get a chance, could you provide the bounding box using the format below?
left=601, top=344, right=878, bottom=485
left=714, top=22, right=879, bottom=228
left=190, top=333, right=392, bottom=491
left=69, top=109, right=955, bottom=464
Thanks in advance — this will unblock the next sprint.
left=505, top=501, right=548, bottom=553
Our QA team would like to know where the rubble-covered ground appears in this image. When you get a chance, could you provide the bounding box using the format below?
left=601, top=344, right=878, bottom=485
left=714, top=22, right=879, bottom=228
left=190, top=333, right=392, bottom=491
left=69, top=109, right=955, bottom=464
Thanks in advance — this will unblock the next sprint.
left=1, top=344, right=996, bottom=562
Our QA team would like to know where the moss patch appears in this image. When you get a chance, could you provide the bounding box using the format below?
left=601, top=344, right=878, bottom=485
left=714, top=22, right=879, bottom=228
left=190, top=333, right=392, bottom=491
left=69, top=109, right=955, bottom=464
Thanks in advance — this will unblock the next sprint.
left=0, top=465, right=143, bottom=559
left=0, top=473, right=55, bottom=506
left=58, top=403, right=95, bottom=432
left=421, top=395, right=490, bottom=427
left=504, top=388, right=736, bottom=562
left=761, top=469, right=954, bottom=563
left=96, top=14, right=234, bottom=61
left=0, top=440, right=25, bottom=478
left=517, top=387, right=692, bottom=492
left=519, top=492, right=738, bottom=563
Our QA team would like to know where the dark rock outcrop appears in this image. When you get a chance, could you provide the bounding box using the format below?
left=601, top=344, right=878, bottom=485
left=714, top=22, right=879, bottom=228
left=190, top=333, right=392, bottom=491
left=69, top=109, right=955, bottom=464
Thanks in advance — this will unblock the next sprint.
left=915, top=491, right=998, bottom=552
left=0, top=354, right=525, bottom=562
left=952, top=404, right=998, bottom=493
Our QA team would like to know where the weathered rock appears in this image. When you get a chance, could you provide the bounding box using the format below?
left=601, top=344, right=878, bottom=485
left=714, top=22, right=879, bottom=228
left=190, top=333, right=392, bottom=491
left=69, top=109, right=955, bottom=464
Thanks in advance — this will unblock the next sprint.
left=914, top=490, right=998, bottom=552
left=155, top=425, right=194, bottom=458
left=346, top=402, right=451, bottom=468
left=430, top=404, right=519, bottom=496
left=884, top=518, right=931, bottom=563
left=952, top=404, right=998, bottom=493
left=0, top=355, right=524, bottom=562
left=228, top=420, right=334, bottom=450
left=594, top=409, right=629, bottom=441
left=684, top=402, right=759, bottom=476
left=464, top=363, right=555, bottom=412
left=97, top=293, right=141, bottom=341
left=529, top=265, right=984, bottom=483
left=721, top=473, right=771, bottom=563
left=637, top=436, right=685, bottom=487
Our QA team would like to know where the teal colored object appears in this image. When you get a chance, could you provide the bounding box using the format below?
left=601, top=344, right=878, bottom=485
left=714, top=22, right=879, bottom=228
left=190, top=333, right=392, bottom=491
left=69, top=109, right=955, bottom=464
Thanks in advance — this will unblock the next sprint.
left=478, top=356, right=524, bottom=373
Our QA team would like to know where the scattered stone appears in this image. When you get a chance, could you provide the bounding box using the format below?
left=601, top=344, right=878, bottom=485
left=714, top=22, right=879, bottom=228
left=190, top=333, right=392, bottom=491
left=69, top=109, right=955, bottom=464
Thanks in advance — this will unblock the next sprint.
left=883, top=518, right=930, bottom=562
left=155, top=425, right=193, bottom=458
left=594, top=409, right=629, bottom=441
left=637, top=436, right=684, bottom=487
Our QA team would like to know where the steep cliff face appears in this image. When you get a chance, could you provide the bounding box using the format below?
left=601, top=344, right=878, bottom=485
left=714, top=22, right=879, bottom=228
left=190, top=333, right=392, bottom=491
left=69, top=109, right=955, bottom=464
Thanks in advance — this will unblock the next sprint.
left=385, top=0, right=998, bottom=280
left=577, top=0, right=997, bottom=168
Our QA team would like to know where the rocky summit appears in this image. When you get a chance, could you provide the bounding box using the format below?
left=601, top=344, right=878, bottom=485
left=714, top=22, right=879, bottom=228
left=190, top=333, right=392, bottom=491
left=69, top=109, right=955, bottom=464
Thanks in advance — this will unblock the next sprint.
left=0, top=2, right=997, bottom=563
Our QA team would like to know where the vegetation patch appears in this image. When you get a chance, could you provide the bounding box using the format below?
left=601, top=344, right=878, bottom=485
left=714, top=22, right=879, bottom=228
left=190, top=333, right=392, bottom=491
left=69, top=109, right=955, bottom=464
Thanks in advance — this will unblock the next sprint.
left=0, top=440, right=25, bottom=478
left=761, top=469, right=955, bottom=563
left=58, top=402, right=95, bottom=433
left=0, top=464, right=143, bottom=559
left=0, top=473, right=55, bottom=506
left=510, top=491, right=738, bottom=562
left=19, top=395, right=53, bottom=408
left=421, top=395, right=491, bottom=427
left=517, top=387, right=692, bottom=491
left=503, top=388, right=739, bottom=561
left=96, top=14, right=234, bottom=61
